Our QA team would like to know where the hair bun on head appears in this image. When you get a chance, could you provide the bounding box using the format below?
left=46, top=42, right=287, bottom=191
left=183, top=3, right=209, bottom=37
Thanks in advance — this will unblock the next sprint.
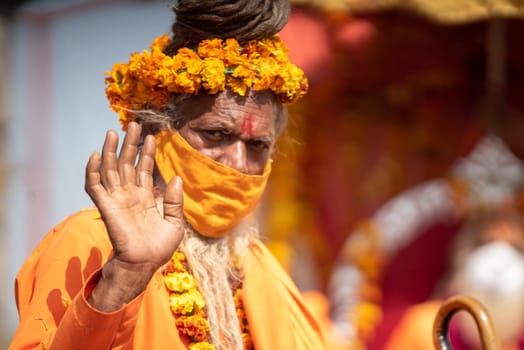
left=165, top=0, right=291, bottom=55
left=104, top=0, right=308, bottom=129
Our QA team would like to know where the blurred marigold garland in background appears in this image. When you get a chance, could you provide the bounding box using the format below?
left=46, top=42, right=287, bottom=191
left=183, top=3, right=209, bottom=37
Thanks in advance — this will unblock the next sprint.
left=262, top=2, right=524, bottom=348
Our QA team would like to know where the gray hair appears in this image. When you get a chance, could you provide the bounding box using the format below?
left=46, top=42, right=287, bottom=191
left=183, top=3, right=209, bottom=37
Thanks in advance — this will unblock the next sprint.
left=134, top=89, right=288, bottom=137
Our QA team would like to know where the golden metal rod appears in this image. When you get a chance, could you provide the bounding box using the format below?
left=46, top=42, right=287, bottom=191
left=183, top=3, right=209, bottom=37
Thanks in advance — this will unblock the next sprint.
left=433, top=295, right=501, bottom=350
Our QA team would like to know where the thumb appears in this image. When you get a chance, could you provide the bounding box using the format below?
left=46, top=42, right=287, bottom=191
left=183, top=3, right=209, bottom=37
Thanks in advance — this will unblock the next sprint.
left=163, top=176, right=184, bottom=224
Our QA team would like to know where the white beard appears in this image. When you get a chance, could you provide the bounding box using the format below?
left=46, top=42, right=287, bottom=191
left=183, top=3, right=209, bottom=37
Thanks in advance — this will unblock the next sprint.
left=451, top=241, right=524, bottom=348
left=179, top=220, right=257, bottom=350
left=154, top=196, right=258, bottom=349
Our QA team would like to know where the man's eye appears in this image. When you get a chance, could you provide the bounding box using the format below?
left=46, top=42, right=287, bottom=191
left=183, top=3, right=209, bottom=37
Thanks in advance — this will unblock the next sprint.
left=248, top=140, right=270, bottom=151
left=203, top=130, right=230, bottom=141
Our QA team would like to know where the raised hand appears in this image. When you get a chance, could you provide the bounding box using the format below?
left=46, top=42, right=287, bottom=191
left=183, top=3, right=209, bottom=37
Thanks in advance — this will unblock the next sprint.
left=85, top=122, right=184, bottom=311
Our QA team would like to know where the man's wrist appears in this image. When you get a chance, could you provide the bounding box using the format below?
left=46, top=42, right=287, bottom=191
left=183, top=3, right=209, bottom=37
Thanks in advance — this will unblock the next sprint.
left=87, top=259, right=156, bottom=312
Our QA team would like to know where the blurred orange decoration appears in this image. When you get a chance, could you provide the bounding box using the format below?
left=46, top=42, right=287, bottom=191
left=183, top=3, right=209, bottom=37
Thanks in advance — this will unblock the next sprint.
left=262, top=1, right=524, bottom=349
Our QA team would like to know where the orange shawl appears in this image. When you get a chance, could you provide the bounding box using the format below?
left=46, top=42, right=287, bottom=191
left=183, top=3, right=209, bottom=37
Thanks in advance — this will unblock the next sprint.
left=9, top=208, right=326, bottom=350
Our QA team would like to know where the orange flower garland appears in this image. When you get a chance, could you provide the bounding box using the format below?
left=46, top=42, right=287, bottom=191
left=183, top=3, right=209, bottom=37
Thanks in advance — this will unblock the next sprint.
left=164, top=250, right=253, bottom=349
left=164, top=251, right=214, bottom=349
left=105, top=34, right=308, bottom=130
left=233, top=288, right=254, bottom=350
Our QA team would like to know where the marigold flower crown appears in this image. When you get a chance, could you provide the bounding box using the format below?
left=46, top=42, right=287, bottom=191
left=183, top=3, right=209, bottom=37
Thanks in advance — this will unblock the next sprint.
left=105, top=34, right=308, bottom=129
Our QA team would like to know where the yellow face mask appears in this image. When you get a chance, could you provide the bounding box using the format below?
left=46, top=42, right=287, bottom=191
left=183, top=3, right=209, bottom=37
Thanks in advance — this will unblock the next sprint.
left=155, top=130, right=272, bottom=238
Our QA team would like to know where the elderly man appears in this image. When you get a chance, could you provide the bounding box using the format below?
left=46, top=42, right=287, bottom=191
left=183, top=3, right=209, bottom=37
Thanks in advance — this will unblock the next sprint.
left=9, top=1, right=325, bottom=349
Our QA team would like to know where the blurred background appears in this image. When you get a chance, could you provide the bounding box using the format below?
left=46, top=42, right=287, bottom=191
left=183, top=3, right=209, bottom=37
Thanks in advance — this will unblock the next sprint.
left=2, top=0, right=524, bottom=349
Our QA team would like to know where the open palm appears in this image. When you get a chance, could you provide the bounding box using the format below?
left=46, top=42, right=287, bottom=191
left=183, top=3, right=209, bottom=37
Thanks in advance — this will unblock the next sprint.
left=85, top=122, right=184, bottom=271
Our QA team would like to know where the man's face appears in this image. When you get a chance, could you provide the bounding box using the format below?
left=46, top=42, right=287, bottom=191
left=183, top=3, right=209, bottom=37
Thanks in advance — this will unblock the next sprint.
left=177, top=91, right=277, bottom=175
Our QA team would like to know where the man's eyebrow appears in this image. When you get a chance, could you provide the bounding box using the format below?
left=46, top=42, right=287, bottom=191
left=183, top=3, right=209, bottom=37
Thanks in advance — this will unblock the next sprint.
left=190, top=118, right=232, bottom=129
left=255, top=135, right=275, bottom=143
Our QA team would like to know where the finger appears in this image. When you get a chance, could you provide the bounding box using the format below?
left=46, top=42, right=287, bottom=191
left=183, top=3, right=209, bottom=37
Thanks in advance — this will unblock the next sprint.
left=136, top=134, right=156, bottom=191
left=118, top=122, right=141, bottom=185
left=100, top=130, right=120, bottom=192
left=163, top=176, right=184, bottom=224
left=85, top=151, right=107, bottom=201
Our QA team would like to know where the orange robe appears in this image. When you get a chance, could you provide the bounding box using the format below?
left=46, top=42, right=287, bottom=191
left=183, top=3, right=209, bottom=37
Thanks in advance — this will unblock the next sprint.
left=9, top=208, right=326, bottom=350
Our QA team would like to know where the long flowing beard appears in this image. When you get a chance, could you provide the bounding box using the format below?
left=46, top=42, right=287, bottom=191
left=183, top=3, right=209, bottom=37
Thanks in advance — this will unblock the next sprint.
left=179, top=220, right=258, bottom=350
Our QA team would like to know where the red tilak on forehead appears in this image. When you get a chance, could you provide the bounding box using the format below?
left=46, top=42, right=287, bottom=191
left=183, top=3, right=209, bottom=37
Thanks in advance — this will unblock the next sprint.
left=241, top=114, right=254, bottom=135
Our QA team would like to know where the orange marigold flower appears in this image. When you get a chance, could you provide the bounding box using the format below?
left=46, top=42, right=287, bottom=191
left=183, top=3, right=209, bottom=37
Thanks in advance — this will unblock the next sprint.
left=105, top=34, right=308, bottom=130
left=201, top=58, right=226, bottom=93
left=150, top=34, right=170, bottom=52
left=228, top=78, right=249, bottom=96
left=173, top=71, right=201, bottom=94
left=232, top=64, right=255, bottom=87
left=176, top=314, right=211, bottom=342
left=172, top=48, right=201, bottom=71
left=198, top=38, right=225, bottom=59
left=241, top=41, right=258, bottom=56
left=223, top=39, right=243, bottom=66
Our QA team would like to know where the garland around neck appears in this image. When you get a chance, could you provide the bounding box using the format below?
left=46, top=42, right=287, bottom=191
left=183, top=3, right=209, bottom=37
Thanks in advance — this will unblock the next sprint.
left=163, top=250, right=253, bottom=349
left=105, top=34, right=308, bottom=130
